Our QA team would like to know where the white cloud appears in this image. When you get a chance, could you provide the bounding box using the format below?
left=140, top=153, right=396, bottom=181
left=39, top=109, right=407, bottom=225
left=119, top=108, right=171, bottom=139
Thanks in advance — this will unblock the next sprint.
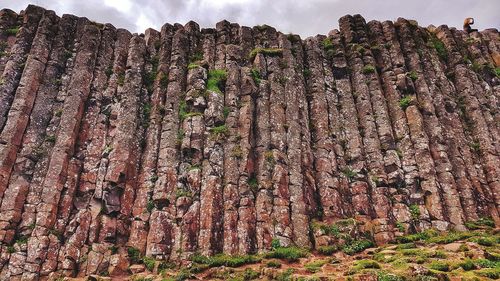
left=104, top=0, right=133, bottom=13
left=1, top=0, right=499, bottom=38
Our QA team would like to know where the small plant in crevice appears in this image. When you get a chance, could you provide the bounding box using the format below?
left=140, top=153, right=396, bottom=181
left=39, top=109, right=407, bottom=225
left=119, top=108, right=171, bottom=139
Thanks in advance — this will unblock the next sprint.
left=4, top=27, right=20, bottom=36
left=127, top=247, right=142, bottom=264
left=146, top=200, right=155, bottom=213
left=247, top=175, right=258, bottom=193
left=54, top=109, right=63, bottom=117
left=188, top=63, right=199, bottom=70
left=176, top=129, right=185, bottom=147
left=250, top=68, right=261, bottom=84
left=341, top=167, right=356, bottom=181
left=117, top=72, right=125, bottom=86
left=264, top=150, right=275, bottom=165
left=429, top=34, right=448, bottom=62
left=175, top=188, right=193, bottom=199
left=362, top=64, right=376, bottom=74
left=149, top=174, right=158, bottom=183
left=303, top=68, right=312, bottom=79
left=189, top=51, right=203, bottom=63
left=271, top=238, right=281, bottom=250
left=209, top=124, right=229, bottom=139
left=407, top=70, right=418, bottom=81
left=409, top=204, right=420, bottom=220
left=45, top=135, right=56, bottom=144
left=223, top=106, right=230, bottom=120
left=399, top=95, right=413, bottom=110
left=159, top=72, right=169, bottom=89
left=142, top=103, right=152, bottom=126
left=206, top=69, right=228, bottom=94
left=231, top=145, right=243, bottom=159
left=470, top=141, right=481, bottom=154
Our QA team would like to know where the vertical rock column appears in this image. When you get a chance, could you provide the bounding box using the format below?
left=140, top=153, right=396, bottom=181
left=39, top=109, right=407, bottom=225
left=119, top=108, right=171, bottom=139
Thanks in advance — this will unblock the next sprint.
left=148, top=25, right=188, bottom=258
left=22, top=23, right=100, bottom=280
left=436, top=26, right=500, bottom=222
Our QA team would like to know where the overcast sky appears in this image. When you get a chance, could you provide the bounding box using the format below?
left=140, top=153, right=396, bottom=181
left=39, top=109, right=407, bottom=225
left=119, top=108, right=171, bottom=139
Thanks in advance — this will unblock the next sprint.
left=1, top=0, right=499, bottom=38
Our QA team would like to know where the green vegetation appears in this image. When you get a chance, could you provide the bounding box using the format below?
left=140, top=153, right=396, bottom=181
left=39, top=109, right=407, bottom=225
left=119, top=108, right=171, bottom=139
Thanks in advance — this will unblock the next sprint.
left=409, top=204, right=420, bottom=220
left=175, top=188, right=192, bottom=199
left=146, top=200, right=155, bottom=212
left=209, top=124, right=229, bottom=138
left=304, top=259, right=329, bottom=273
left=143, top=55, right=159, bottom=93
left=128, top=247, right=142, bottom=264
left=342, top=239, right=374, bottom=255
left=45, top=135, right=56, bottom=143
left=117, top=72, right=125, bottom=86
left=474, top=268, right=500, bottom=279
left=303, top=68, right=312, bottom=78
left=247, top=176, right=258, bottom=193
left=149, top=174, right=158, bottom=183
left=271, top=238, right=281, bottom=249
left=0, top=42, right=7, bottom=58
left=465, top=217, right=495, bottom=230
left=429, top=34, right=448, bottom=61
left=407, top=70, right=418, bottom=81
left=341, top=167, right=357, bottom=181
left=188, top=63, right=199, bottom=70
left=4, top=27, right=20, bottom=36
left=250, top=68, right=261, bottom=84
left=178, top=101, right=203, bottom=122
left=143, top=256, right=155, bottom=271
left=266, top=260, right=282, bottom=268
left=264, top=246, right=309, bottom=262
left=362, top=64, right=376, bottom=74
left=223, top=106, right=230, bottom=119
left=317, top=245, right=338, bottom=255
left=399, top=95, right=413, bottom=110
left=231, top=145, right=243, bottom=159
left=189, top=51, right=203, bottom=63
left=206, top=69, right=228, bottom=94
left=159, top=72, right=169, bottom=90
left=191, top=253, right=261, bottom=268
left=248, top=47, right=283, bottom=60
left=322, top=37, right=337, bottom=58
left=429, top=261, right=449, bottom=272
left=348, top=259, right=381, bottom=275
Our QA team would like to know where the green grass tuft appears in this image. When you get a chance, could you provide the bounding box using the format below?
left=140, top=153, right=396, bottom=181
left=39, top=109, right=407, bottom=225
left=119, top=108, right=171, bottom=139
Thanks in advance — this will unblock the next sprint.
left=206, top=69, right=227, bottom=94
left=264, top=247, right=309, bottom=262
left=248, top=47, right=283, bottom=60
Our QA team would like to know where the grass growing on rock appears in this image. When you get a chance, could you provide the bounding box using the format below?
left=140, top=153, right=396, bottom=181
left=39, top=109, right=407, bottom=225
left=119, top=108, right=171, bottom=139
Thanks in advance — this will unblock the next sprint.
left=206, top=69, right=227, bottom=94
left=248, top=47, right=283, bottom=60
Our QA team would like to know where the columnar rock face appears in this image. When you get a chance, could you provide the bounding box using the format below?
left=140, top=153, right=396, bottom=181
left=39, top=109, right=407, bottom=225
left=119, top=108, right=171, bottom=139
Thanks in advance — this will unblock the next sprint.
left=0, top=5, right=498, bottom=279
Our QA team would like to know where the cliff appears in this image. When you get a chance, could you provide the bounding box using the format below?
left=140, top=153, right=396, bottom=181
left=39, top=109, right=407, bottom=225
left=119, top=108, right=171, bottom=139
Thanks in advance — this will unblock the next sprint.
left=0, top=4, right=498, bottom=280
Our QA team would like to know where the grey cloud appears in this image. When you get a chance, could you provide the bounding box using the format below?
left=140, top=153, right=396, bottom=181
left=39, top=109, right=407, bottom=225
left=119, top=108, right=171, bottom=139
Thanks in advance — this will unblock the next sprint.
left=2, top=0, right=499, bottom=38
